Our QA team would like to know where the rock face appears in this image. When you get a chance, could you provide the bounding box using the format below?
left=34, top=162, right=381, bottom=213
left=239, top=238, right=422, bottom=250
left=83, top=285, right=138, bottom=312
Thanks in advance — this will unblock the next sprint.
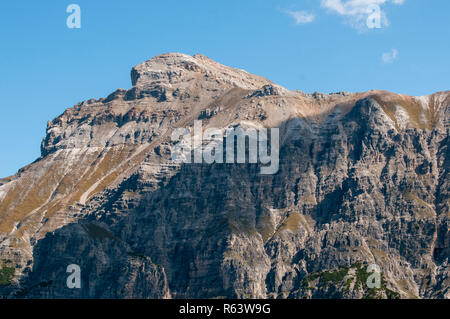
left=0, top=53, right=449, bottom=299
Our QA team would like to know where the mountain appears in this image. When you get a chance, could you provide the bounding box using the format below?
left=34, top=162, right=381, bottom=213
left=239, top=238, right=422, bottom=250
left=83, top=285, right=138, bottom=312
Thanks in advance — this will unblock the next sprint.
left=0, top=53, right=448, bottom=298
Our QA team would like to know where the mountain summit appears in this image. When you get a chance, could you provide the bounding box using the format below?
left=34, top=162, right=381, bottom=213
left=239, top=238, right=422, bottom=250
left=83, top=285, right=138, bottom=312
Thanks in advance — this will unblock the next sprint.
left=131, top=53, right=272, bottom=89
left=0, top=53, right=449, bottom=298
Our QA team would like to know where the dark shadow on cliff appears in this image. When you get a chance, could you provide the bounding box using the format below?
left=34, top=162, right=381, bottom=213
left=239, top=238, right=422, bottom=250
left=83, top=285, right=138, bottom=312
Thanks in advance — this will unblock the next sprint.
left=16, top=96, right=447, bottom=298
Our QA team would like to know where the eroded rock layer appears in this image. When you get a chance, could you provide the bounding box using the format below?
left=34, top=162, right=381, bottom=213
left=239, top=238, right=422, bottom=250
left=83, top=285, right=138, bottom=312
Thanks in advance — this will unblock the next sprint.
left=0, top=53, right=448, bottom=298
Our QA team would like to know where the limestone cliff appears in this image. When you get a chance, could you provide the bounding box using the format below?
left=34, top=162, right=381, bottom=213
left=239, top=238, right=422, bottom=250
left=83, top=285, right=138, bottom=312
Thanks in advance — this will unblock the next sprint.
left=0, top=53, right=448, bottom=298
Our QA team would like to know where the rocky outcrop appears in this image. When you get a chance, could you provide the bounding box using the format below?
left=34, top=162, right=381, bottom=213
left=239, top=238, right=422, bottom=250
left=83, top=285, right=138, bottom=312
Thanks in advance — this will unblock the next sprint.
left=0, top=53, right=448, bottom=299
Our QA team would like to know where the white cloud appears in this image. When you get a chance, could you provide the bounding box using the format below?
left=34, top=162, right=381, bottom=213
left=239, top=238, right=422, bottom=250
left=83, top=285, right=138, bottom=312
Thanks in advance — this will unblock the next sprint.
left=382, top=48, right=398, bottom=63
left=287, top=10, right=316, bottom=25
left=321, top=0, right=405, bottom=31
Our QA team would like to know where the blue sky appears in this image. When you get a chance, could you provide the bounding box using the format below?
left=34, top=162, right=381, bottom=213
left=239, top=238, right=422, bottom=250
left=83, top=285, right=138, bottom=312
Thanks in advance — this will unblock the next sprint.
left=0, top=0, right=449, bottom=177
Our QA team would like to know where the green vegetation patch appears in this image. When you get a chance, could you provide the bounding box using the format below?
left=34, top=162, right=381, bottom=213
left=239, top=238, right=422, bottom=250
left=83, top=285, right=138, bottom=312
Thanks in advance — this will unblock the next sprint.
left=302, top=262, right=401, bottom=299
left=0, top=266, right=15, bottom=286
left=320, top=267, right=349, bottom=286
left=303, top=266, right=349, bottom=289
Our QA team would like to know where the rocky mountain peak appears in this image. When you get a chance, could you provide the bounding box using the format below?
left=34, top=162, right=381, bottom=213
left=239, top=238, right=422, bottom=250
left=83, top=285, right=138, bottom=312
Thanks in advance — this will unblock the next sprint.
left=0, top=54, right=449, bottom=299
left=130, top=52, right=272, bottom=91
